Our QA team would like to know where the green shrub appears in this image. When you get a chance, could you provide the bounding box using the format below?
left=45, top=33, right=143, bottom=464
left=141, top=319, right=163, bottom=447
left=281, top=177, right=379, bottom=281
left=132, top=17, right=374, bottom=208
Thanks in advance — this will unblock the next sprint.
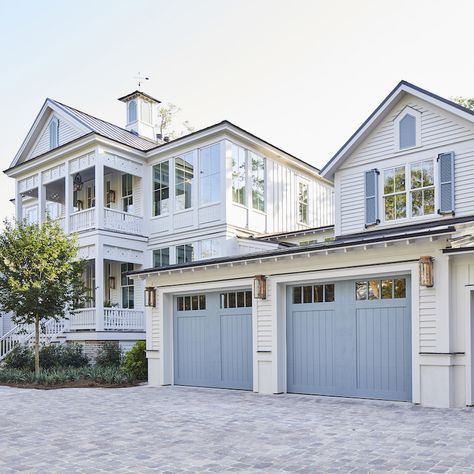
left=61, top=343, right=90, bottom=368
left=37, top=344, right=63, bottom=370
left=95, top=341, right=122, bottom=367
left=122, top=340, right=147, bottom=380
left=3, top=345, right=34, bottom=370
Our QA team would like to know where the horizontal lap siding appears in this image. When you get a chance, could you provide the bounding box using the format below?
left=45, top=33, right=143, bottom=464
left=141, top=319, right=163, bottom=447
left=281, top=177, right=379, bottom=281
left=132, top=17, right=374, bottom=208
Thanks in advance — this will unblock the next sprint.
left=419, top=287, right=437, bottom=351
left=340, top=173, right=365, bottom=235
left=150, top=306, right=160, bottom=350
left=454, top=148, right=474, bottom=216
left=256, top=283, right=273, bottom=351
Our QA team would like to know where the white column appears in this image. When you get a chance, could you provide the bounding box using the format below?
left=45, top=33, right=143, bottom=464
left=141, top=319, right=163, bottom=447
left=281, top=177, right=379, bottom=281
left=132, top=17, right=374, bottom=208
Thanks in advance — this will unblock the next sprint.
left=95, top=152, right=104, bottom=230
left=38, top=172, right=46, bottom=225
left=64, top=161, right=71, bottom=234
left=437, top=254, right=451, bottom=353
left=95, top=247, right=104, bottom=332
left=15, top=180, right=22, bottom=222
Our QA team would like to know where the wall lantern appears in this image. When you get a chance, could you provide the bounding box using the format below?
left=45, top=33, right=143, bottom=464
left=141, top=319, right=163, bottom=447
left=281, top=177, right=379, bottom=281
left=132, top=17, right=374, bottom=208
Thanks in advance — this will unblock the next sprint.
left=419, top=256, right=434, bottom=287
left=253, top=275, right=267, bottom=300
left=73, top=173, right=83, bottom=191
left=145, top=287, right=157, bottom=307
left=108, top=276, right=116, bottom=290
left=106, top=190, right=116, bottom=205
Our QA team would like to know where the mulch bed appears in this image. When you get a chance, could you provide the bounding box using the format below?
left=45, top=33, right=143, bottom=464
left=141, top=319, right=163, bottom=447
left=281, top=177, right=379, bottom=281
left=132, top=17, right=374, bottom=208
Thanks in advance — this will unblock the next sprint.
left=0, top=380, right=139, bottom=390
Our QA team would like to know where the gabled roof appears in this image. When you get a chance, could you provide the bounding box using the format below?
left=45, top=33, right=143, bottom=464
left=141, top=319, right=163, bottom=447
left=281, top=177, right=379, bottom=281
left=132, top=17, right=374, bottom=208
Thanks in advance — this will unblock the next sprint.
left=321, top=80, right=474, bottom=179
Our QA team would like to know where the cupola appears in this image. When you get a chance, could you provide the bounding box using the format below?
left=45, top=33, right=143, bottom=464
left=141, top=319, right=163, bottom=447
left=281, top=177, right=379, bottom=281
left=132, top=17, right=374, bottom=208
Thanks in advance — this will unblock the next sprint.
left=118, top=90, right=161, bottom=140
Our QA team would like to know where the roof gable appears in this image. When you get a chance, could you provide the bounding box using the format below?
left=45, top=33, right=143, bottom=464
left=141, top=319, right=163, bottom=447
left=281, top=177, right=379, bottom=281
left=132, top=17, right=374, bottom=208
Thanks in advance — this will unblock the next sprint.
left=321, top=80, right=474, bottom=179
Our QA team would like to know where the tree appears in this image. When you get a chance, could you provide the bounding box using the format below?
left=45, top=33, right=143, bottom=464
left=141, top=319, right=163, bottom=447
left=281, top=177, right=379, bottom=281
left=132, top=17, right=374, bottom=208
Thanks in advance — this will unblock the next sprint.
left=158, top=103, right=195, bottom=140
left=451, top=96, right=474, bottom=111
left=0, top=219, right=88, bottom=376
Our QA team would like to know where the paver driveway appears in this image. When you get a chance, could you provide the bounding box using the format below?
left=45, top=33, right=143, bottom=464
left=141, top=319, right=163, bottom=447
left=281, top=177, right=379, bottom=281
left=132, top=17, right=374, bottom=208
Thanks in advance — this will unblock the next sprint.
left=1, top=385, right=474, bottom=473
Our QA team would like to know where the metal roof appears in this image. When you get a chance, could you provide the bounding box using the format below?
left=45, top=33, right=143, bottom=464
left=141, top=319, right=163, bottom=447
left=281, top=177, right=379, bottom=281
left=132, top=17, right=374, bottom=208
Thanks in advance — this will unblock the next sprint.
left=51, top=99, right=158, bottom=151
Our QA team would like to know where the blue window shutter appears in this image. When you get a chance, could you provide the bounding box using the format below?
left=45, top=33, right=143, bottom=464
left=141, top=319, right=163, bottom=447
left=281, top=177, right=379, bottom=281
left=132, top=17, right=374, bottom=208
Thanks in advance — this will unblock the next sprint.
left=438, top=152, right=455, bottom=214
left=365, top=169, right=379, bottom=226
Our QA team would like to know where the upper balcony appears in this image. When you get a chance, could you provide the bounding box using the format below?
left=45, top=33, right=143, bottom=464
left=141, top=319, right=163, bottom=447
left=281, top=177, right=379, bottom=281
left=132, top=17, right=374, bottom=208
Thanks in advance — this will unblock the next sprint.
left=15, top=152, right=144, bottom=236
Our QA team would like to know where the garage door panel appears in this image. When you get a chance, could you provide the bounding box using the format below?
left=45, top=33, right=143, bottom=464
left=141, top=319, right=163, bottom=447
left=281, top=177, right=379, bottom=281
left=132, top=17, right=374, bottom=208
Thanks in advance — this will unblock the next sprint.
left=220, top=313, right=252, bottom=389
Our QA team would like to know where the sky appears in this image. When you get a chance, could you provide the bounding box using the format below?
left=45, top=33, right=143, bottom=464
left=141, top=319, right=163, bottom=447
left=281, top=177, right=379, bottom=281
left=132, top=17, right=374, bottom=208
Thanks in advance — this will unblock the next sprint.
left=0, top=0, right=474, bottom=223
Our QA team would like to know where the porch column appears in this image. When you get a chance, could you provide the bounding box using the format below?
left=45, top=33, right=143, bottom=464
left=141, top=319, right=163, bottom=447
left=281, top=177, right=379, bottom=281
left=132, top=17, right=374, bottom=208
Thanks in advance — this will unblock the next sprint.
left=95, top=253, right=104, bottom=332
left=64, top=161, right=71, bottom=234
left=38, top=172, right=46, bottom=225
left=95, top=152, right=104, bottom=230
left=15, top=180, right=22, bottom=222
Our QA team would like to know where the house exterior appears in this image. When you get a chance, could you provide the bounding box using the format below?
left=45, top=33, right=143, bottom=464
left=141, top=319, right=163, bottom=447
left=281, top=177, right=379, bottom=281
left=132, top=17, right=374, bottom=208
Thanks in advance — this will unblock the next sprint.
left=0, top=90, right=333, bottom=358
left=134, top=81, right=474, bottom=408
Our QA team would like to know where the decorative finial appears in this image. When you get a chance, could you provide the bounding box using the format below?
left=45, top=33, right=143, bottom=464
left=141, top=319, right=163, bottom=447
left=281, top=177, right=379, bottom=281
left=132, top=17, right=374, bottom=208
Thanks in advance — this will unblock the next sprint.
left=134, top=72, right=149, bottom=89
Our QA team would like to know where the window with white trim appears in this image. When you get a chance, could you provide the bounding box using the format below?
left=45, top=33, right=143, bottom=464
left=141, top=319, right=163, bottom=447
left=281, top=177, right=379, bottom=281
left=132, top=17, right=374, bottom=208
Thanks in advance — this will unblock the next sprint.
left=250, top=152, right=265, bottom=211
left=383, top=166, right=406, bottom=221
left=153, top=247, right=170, bottom=267
left=297, top=180, right=309, bottom=224
left=232, top=144, right=247, bottom=205
left=122, top=174, right=133, bottom=213
left=49, top=118, right=59, bottom=149
left=121, top=263, right=134, bottom=309
left=152, top=161, right=170, bottom=216
left=410, top=160, right=435, bottom=217
left=199, top=143, right=220, bottom=205
left=175, top=152, right=194, bottom=211
left=395, top=107, right=421, bottom=151
left=176, top=243, right=194, bottom=264
left=200, top=239, right=220, bottom=260
left=128, top=100, right=137, bottom=123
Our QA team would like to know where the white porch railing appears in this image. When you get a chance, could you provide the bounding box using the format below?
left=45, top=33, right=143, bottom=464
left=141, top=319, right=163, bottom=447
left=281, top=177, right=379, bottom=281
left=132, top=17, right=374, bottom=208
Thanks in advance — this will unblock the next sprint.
left=104, top=208, right=143, bottom=234
left=55, top=216, right=66, bottom=232
left=104, top=308, right=145, bottom=331
left=70, top=208, right=96, bottom=233
left=69, top=308, right=96, bottom=330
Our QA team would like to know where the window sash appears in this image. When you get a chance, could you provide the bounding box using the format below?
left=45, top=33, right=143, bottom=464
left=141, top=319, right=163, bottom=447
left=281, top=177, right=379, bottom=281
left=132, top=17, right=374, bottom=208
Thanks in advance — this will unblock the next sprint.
left=232, top=145, right=247, bottom=205
left=176, top=244, right=194, bottom=264
left=250, top=152, right=265, bottom=211
left=298, top=181, right=309, bottom=224
left=175, top=153, right=194, bottom=211
left=199, top=144, right=220, bottom=205
left=153, top=161, right=170, bottom=216
left=153, top=248, right=170, bottom=267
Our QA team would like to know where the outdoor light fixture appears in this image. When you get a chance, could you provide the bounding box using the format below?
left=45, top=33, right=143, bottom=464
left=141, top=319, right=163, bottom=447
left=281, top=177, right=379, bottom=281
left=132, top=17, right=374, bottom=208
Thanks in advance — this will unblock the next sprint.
left=253, top=275, right=267, bottom=300
left=145, top=287, right=156, bottom=307
left=73, top=173, right=83, bottom=191
left=108, top=276, right=116, bottom=290
left=106, top=189, right=116, bottom=205
left=419, top=256, right=434, bottom=287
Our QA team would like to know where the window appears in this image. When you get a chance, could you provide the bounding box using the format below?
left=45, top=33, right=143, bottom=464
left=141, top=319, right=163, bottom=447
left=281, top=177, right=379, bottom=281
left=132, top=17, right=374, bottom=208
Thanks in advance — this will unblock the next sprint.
left=251, top=152, right=265, bottom=211
left=200, top=239, right=220, bottom=260
left=25, top=206, right=38, bottom=224
left=292, top=284, right=335, bottom=304
left=153, top=248, right=170, bottom=268
left=298, top=181, right=309, bottom=224
left=141, top=101, right=152, bottom=123
left=153, top=161, right=170, bottom=216
left=175, top=152, right=194, bottom=211
left=122, top=174, right=133, bottom=213
left=84, top=261, right=95, bottom=307
left=383, top=166, right=406, bottom=221
left=410, top=160, right=435, bottom=217
left=399, top=114, right=416, bottom=150
left=49, top=118, right=59, bottom=149
left=220, top=291, right=252, bottom=308
left=86, top=185, right=95, bottom=209
left=177, top=294, right=206, bottom=311
left=355, top=278, right=406, bottom=300
left=176, top=244, right=194, bottom=264
left=232, top=144, right=247, bottom=205
left=121, top=263, right=134, bottom=309
left=128, top=100, right=137, bottom=123
left=199, top=143, right=220, bottom=205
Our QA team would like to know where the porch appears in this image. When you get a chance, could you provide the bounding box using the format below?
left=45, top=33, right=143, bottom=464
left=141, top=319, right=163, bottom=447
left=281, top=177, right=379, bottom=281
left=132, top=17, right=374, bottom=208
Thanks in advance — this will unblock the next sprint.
left=68, top=307, right=145, bottom=332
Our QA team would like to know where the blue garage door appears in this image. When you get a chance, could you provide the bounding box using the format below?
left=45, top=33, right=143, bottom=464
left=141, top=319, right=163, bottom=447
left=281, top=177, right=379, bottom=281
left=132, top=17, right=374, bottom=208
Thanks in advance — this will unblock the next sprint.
left=287, top=277, right=411, bottom=401
left=174, top=291, right=253, bottom=390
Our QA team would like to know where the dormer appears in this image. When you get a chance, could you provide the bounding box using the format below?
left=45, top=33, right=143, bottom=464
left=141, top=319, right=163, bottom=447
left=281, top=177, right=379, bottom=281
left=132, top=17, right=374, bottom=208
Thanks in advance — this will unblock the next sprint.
left=394, top=106, right=421, bottom=151
left=118, top=90, right=161, bottom=140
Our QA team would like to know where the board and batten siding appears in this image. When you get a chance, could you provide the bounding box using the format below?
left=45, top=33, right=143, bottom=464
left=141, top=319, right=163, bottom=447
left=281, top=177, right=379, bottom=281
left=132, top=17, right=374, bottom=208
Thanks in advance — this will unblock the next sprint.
left=29, top=116, right=84, bottom=160
left=336, top=95, right=474, bottom=236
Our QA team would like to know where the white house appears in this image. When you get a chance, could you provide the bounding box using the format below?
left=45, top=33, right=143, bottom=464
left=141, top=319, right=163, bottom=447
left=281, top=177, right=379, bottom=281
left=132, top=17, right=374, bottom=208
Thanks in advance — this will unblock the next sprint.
left=135, top=81, right=474, bottom=408
left=0, top=90, right=334, bottom=358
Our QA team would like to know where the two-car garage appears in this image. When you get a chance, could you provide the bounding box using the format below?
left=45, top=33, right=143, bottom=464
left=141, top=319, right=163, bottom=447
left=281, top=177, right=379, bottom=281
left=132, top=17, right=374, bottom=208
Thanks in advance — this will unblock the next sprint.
left=171, top=276, right=412, bottom=402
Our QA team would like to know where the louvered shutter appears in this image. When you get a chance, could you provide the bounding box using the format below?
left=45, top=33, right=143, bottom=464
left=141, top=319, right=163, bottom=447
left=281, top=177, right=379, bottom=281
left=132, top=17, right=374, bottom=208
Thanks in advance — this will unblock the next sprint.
left=365, top=169, right=379, bottom=226
left=438, top=152, right=455, bottom=215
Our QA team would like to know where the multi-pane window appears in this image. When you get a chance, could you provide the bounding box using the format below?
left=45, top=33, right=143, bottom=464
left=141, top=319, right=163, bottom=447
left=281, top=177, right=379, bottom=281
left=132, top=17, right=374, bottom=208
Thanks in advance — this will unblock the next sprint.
left=298, top=181, right=309, bottom=224
left=251, top=152, right=265, bottom=211
left=410, top=160, right=435, bottom=217
left=121, top=263, right=134, bottom=309
left=122, top=174, right=133, bottom=212
left=175, top=152, right=194, bottom=211
left=86, top=185, right=95, bottom=209
left=153, top=161, right=170, bottom=216
left=383, top=166, right=406, bottom=221
left=200, top=239, right=220, bottom=260
left=199, top=143, right=220, bottom=205
left=176, top=244, right=194, bottom=264
left=292, top=284, right=335, bottom=304
left=355, top=278, right=406, bottom=300
left=220, top=291, right=252, bottom=308
left=232, top=144, right=247, bottom=205
left=153, top=248, right=170, bottom=268
left=177, top=294, right=206, bottom=311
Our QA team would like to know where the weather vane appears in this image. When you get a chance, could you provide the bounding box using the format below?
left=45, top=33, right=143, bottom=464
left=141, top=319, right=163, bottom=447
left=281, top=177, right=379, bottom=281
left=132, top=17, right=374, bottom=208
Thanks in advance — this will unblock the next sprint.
left=134, top=72, right=149, bottom=89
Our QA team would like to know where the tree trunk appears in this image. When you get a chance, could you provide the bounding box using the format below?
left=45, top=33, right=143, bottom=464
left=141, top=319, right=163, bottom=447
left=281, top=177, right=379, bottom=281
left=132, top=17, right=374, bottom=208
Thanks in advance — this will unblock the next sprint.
left=34, top=316, right=40, bottom=378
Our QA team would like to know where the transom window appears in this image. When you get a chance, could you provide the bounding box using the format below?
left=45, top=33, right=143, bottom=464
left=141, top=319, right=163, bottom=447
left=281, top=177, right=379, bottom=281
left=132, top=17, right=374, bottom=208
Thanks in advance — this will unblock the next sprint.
left=297, top=181, right=309, bottom=224
left=383, top=161, right=435, bottom=221
left=152, top=161, right=170, bottom=216
left=177, top=294, right=206, bottom=311
left=220, top=291, right=252, bottom=308
left=355, top=278, right=406, bottom=300
left=292, top=284, right=335, bottom=304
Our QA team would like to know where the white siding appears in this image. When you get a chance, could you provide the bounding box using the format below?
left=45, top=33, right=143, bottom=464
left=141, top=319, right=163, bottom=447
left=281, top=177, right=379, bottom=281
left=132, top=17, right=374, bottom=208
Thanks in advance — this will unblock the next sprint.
left=256, top=283, right=273, bottom=351
left=150, top=305, right=160, bottom=350
left=419, top=286, right=437, bottom=352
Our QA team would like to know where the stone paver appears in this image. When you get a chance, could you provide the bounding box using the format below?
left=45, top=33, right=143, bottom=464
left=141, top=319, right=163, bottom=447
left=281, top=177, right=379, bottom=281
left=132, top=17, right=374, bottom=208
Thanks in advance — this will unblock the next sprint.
left=1, top=385, right=474, bottom=473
